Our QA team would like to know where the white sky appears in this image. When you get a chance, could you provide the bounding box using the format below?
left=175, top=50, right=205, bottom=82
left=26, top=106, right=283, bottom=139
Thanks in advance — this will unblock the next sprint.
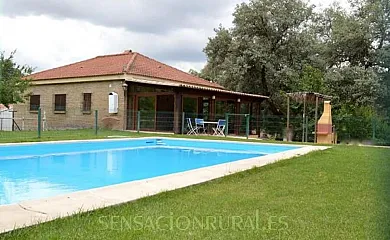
left=0, top=0, right=347, bottom=73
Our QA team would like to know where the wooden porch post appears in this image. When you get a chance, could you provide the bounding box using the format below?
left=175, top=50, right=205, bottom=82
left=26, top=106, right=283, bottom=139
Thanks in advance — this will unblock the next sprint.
left=173, top=92, right=182, bottom=134
left=122, top=87, right=128, bottom=130
left=210, top=97, right=216, bottom=121
left=235, top=101, right=241, bottom=135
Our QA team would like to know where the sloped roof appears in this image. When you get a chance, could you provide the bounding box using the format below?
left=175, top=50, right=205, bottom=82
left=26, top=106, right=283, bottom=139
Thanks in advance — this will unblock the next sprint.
left=29, top=51, right=224, bottom=89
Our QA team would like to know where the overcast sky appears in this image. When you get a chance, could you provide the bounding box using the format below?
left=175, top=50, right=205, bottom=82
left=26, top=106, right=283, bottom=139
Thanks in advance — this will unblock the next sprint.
left=0, top=0, right=346, bottom=73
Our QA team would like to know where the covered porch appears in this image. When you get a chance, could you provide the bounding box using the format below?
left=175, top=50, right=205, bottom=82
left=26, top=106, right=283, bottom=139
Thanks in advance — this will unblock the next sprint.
left=125, top=79, right=268, bottom=135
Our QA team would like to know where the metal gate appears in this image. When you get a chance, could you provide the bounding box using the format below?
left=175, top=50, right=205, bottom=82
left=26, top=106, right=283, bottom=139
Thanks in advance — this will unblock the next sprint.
left=0, top=108, right=13, bottom=131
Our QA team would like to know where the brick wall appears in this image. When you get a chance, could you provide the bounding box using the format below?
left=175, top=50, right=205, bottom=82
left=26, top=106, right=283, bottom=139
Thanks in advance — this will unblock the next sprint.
left=13, top=80, right=127, bottom=130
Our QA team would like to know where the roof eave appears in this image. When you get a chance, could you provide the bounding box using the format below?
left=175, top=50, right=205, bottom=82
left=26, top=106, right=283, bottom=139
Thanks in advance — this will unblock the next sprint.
left=126, top=73, right=225, bottom=90
left=125, top=77, right=268, bottom=99
left=179, top=84, right=269, bottom=99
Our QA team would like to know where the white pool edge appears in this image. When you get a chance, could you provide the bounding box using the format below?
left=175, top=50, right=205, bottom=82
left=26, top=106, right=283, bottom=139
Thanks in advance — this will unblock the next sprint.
left=0, top=139, right=328, bottom=233
left=0, top=136, right=310, bottom=148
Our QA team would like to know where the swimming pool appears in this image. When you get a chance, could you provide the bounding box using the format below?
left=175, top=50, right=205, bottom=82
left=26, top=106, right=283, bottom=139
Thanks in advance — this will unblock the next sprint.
left=0, top=138, right=299, bottom=205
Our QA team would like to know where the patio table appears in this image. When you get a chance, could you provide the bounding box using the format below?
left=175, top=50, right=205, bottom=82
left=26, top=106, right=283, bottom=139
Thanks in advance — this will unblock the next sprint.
left=203, top=121, right=218, bottom=125
left=203, top=121, right=218, bottom=135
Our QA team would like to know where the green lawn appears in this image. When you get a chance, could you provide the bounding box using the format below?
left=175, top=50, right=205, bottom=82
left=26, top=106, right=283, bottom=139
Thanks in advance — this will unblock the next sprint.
left=0, top=144, right=389, bottom=239
left=0, top=129, right=306, bottom=145
left=0, top=129, right=142, bottom=143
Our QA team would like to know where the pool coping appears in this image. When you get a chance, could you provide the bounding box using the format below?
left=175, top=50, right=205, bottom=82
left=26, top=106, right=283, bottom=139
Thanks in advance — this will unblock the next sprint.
left=0, top=137, right=329, bottom=233
left=0, top=136, right=310, bottom=147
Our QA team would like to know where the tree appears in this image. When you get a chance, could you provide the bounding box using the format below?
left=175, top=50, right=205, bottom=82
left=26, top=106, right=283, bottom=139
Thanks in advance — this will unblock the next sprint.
left=299, top=65, right=325, bottom=93
left=203, top=0, right=318, bottom=115
left=319, top=5, right=373, bottom=68
left=200, top=0, right=389, bottom=142
left=0, top=51, right=32, bottom=108
left=376, top=46, right=390, bottom=115
left=316, top=3, right=382, bottom=112
left=203, top=25, right=233, bottom=83
left=349, top=0, right=390, bottom=116
left=349, top=0, right=390, bottom=50
left=324, top=66, right=380, bottom=110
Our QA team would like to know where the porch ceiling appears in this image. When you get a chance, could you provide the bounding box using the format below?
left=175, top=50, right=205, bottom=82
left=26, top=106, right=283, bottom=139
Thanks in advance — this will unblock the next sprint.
left=125, top=77, right=269, bottom=99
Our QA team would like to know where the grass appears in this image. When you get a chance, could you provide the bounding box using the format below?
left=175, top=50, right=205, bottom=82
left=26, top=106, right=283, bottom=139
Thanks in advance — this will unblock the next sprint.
left=0, top=129, right=139, bottom=143
left=0, top=144, right=389, bottom=239
left=0, top=129, right=316, bottom=146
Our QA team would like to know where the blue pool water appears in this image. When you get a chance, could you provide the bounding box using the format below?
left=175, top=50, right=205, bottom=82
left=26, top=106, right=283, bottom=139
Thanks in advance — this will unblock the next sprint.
left=0, top=138, right=299, bottom=205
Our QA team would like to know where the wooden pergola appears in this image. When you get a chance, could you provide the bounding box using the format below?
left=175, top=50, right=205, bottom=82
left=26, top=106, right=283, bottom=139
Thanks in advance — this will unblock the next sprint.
left=286, top=92, right=332, bottom=142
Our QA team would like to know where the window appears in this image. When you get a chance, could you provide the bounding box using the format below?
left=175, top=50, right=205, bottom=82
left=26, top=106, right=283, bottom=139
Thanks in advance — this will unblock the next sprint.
left=29, top=95, right=40, bottom=111
left=54, top=94, right=66, bottom=111
left=83, top=93, right=92, bottom=112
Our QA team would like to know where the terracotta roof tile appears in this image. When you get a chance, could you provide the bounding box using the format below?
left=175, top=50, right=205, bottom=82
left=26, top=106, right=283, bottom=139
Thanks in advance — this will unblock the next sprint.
left=29, top=51, right=224, bottom=89
left=126, top=53, right=223, bottom=89
left=28, top=53, right=133, bottom=80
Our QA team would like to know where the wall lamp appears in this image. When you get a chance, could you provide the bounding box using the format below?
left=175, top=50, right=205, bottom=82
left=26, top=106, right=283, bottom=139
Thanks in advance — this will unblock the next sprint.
left=122, top=82, right=128, bottom=91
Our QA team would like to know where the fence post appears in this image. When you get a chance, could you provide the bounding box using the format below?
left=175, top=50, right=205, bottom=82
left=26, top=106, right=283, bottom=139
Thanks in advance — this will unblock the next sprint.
left=94, top=110, right=98, bottom=135
left=137, top=111, right=141, bottom=133
left=305, top=115, right=309, bottom=142
left=302, top=94, right=307, bottom=142
left=372, top=117, right=376, bottom=140
left=37, top=107, right=42, bottom=138
left=225, top=113, right=229, bottom=137
left=246, top=114, right=250, bottom=139
left=181, top=112, right=185, bottom=135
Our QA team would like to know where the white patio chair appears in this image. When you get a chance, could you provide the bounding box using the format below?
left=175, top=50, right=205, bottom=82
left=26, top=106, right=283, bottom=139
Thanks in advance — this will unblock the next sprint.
left=186, top=118, right=197, bottom=135
left=213, top=119, right=226, bottom=136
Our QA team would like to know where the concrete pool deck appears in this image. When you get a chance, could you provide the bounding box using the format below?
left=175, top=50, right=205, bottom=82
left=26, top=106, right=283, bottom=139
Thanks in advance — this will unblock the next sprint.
left=0, top=138, right=328, bottom=233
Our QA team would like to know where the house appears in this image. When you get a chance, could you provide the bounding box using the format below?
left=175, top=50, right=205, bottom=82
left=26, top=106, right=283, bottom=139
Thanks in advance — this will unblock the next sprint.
left=13, top=50, right=268, bottom=133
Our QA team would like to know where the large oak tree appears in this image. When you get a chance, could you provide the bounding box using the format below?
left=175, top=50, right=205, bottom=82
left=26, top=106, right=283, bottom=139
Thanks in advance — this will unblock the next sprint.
left=200, top=0, right=389, bottom=118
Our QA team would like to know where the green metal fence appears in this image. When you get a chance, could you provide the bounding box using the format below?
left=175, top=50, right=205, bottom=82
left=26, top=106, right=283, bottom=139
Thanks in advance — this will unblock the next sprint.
left=333, top=116, right=390, bottom=145
left=0, top=107, right=99, bottom=142
left=181, top=112, right=303, bottom=140
left=1, top=107, right=389, bottom=145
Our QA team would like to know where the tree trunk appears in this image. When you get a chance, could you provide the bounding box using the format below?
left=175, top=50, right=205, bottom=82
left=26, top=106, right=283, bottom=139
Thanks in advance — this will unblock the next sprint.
left=259, top=65, right=283, bottom=115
